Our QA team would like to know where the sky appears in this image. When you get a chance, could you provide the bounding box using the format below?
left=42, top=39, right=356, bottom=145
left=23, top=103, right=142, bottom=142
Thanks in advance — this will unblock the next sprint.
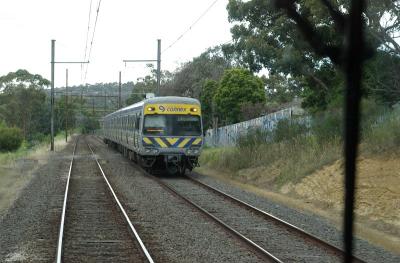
left=0, top=0, right=232, bottom=88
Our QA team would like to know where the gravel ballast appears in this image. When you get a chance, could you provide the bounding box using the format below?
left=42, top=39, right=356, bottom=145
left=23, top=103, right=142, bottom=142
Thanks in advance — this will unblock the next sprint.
left=0, top=141, right=74, bottom=262
left=88, top=136, right=264, bottom=263
left=190, top=171, right=400, bottom=263
left=162, top=177, right=343, bottom=262
left=62, top=139, right=146, bottom=262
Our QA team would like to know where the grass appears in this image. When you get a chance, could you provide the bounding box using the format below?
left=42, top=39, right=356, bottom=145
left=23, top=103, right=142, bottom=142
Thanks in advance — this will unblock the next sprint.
left=0, top=131, right=70, bottom=216
left=199, top=101, right=400, bottom=189
left=0, top=131, right=68, bottom=165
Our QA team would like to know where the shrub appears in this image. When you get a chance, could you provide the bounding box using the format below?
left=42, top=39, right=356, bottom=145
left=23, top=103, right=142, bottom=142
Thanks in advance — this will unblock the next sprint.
left=0, top=126, right=24, bottom=152
left=273, top=119, right=308, bottom=142
left=237, top=128, right=271, bottom=149
left=362, top=108, right=400, bottom=152
left=311, top=110, right=342, bottom=143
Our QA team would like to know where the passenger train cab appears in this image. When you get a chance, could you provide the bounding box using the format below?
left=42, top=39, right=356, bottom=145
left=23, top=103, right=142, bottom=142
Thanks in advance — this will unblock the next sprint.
left=102, top=96, right=203, bottom=175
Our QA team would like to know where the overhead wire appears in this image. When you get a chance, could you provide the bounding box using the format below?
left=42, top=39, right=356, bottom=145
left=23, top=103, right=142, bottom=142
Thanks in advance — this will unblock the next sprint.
left=162, top=0, right=220, bottom=54
left=81, top=0, right=93, bottom=82
left=84, top=0, right=103, bottom=83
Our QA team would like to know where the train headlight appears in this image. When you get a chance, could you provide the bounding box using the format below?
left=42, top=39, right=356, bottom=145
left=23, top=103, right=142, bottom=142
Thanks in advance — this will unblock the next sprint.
left=190, top=107, right=198, bottom=113
left=186, top=147, right=200, bottom=155
left=147, top=107, right=155, bottom=112
left=144, top=148, right=159, bottom=154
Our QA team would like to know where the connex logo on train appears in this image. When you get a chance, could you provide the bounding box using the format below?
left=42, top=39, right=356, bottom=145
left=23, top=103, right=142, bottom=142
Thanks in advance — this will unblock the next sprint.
left=159, top=105, right=187, bottom=113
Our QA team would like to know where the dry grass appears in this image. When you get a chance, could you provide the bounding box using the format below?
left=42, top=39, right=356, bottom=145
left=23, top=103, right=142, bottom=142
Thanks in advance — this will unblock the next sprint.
left=0, top=133, right=69, bottom=216
left=200, top=105, right=400, bottom=189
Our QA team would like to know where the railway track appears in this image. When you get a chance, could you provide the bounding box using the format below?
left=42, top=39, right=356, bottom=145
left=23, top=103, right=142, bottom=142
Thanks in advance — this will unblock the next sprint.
left=90, top=135, right=367, bottom=262
left=146, top=174, right=366, bottom=263
left=56, top=137, right=154, bottom=263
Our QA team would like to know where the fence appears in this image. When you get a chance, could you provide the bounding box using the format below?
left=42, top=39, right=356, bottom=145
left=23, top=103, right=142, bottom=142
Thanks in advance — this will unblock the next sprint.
left=205, top=108, right=294, bottom=147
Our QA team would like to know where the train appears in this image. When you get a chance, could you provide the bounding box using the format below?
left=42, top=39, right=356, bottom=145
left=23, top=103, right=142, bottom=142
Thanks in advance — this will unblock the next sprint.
left=101, top=96, right=203, bottom=175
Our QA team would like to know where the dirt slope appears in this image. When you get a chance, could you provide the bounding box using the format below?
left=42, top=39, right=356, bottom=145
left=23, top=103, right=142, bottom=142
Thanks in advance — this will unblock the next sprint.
left=284, top=155, right=400, bottom=245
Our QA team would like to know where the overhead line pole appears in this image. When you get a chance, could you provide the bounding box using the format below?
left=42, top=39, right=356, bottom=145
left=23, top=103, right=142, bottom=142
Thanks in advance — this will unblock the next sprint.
left=65, top=69, right=68, bottom=143
left=51, top=40, right=55, bottom=151
left=118, top=71, right=122, bottom=108
left=123, top=39, right=161, bottom=96
left=50, top=39, right=89, bottom=151
left=157, top=39, right=161, bottom=96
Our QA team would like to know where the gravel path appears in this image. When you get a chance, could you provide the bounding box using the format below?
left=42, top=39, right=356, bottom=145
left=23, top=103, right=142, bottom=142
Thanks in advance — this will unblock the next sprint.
left=189, top=171, right=400, bottom=263
left=88, top=136, right=264, bottom=263
left=62, top=138, right=146, bottom=262
left=162, top=177, right=342, bottom=263
left=0, top=140, right=74, bottom=262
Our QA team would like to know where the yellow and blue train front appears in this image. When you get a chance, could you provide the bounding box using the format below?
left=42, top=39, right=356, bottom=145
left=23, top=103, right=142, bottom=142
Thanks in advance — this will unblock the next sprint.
left=140, top=101, right=203, bottom=171
left=142, top=136, right=203, bottom=156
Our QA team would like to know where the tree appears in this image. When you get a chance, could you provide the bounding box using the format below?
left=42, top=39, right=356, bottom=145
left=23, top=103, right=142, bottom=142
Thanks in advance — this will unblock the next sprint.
left=126, top=93, right=144, bottom=105
left=54, top=96, right=80, bottom=135
left=224, top=0, right=400, bottom=110
left=0, top=122, right=23, bottom=152
left=363, top=51, right=400, bottom=105
left=200, top=79, right=219, bottom=130
left=0, top=70, right=50, bottom=140
left=161, top=47, right=231, bottom=98
left=0, top=69, right=50, bottom=92
left=214, top=68, right=266, bottom=124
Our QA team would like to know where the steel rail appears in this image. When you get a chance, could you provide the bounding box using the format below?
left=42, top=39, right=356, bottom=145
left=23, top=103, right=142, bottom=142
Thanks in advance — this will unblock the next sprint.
left=93, top=136, right=280, bottom=262
left=142, top=173, right=282, bottom=263
left=186, top=174, right=366, bottom=263
left=56, top=138, right=78, bottom=263
left=86, top=141, right=155, bottom=263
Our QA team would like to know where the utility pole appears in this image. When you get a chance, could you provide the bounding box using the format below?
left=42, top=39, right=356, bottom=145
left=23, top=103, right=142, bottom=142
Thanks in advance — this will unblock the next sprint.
left=49, top=39, right=89, bottom=151
left=51, top=40, right=55, bottom=151
left=104, top=89, right=107, bottom=112
left=123, top=39, right=161, bottom=96
left=65, top=69, right=68, bottom=143
left=156, top=39, right=161, bottom=96
left=118, top=71, right=122, bottom=108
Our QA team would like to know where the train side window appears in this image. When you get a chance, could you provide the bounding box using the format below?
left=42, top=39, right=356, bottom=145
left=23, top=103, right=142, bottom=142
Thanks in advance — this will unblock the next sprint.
left=135, top=114, right=139, bottom=130
left=137, top=113, right=142, bottom=130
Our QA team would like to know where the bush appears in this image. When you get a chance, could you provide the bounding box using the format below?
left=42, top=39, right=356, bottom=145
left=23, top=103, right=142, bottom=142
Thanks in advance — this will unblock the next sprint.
left=237, top=128, right=271, bottom=149
left=362, top=108, right=400, bottom=152
left=311, top=110, right=342, bottom=143
left=273, top=119, right=308, bottom=142
left=0, top=126, right=24, bottom=152
left=81, top=115, right=100, bottom=134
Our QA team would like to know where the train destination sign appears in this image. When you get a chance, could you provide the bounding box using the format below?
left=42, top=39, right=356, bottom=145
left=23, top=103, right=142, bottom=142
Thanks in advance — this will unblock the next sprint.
left=144, top=104, right=201, bottom=115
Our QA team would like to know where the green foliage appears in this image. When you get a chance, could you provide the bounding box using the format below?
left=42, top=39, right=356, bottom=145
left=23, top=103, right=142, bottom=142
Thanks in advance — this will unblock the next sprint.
left=0, top=69, right=50, bottom=92
left=214, top=68, right=266, bottom=124
left=264, top=74, right=297, bottom=104
left=54, top=96, right=80, bottom=136
left=224, top=0, right=400, bottom=111
left=273, top=119, right=309, bottom=142
left=0, top=70, right=50, bottom=140
left=363, top=51, right=400, bottom=105
left=237, top=128, right=270, bottom=149
left=200, top=79, right=219, bottom=130
left=362, top=110, right=400, bottom=153
left=0, top=125, right=23, bottom=152
left=81, top=113, right=100, bottom=134
left=201, top=99, right=400, bottom=188
left=126, top=93, right=144, bottom=105
left=161, top=47, right=231, bottom=98
left=311, top=109, right=343, bottom=143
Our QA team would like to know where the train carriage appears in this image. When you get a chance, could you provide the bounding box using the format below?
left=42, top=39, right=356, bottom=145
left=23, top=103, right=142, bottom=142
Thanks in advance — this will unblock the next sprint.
left=101, top=96, right=203, bottom=175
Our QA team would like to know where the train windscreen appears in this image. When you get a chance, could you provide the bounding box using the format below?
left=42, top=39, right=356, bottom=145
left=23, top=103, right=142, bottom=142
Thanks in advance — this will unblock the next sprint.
left=144, top=115, right=201, bottom=136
